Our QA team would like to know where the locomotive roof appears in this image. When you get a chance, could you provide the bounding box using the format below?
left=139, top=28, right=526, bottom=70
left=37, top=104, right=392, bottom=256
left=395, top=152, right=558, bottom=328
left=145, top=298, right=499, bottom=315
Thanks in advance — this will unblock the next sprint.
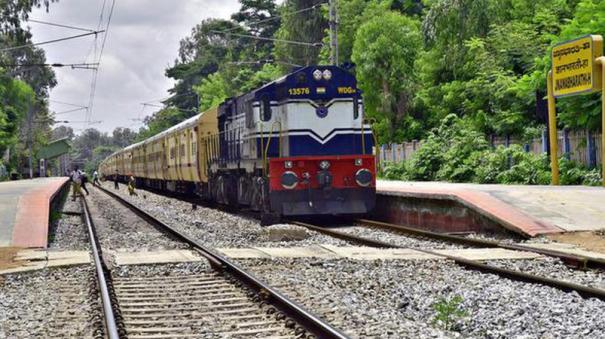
left=218, top=65, right=356, bottom=117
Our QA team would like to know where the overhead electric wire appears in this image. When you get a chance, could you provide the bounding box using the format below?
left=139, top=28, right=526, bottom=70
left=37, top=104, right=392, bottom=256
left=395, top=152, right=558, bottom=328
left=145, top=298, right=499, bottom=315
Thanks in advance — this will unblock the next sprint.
left=1, top=62, right=99, bottom=69
left=49, top=100, right=88, bottom=108
left=228, top=59, right=302, bottom=67
left=142, top=91, right=197, bottom=105
left=0, top=30, right=105, bottom=52
left=86, top=0, right=116, bottom=124
left=222, top=2, right=326, bottom=33
left=27, top=19, right=95, bottom=32
left=211, top=30, right=322, bottom=47
left=53, top=107, right=88, bottom=115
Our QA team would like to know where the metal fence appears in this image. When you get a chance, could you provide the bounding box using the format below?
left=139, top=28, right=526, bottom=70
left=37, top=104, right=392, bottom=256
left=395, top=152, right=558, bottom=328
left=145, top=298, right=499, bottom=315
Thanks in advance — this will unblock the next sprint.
left=379, top=129, right=603, bottom=168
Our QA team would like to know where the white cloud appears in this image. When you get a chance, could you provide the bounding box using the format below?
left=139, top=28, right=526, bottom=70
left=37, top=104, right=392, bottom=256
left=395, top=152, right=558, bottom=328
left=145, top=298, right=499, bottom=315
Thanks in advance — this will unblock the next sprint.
left=29, top=0, right=240, bottom=133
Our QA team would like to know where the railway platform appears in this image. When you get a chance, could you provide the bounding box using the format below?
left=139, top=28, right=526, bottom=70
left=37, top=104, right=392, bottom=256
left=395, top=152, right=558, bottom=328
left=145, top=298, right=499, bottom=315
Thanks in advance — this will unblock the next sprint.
left=375, top=180, right=605, bottom=238
left=0, top=177, right=69, bottom=248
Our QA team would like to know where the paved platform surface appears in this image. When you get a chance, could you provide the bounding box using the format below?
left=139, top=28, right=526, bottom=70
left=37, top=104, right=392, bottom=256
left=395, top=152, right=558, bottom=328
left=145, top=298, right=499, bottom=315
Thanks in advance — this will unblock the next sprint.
left=0, top=177, right=69, bottom=248
left=377, top=180, right=605, bottom=236
left=217, top=245, right=541, bottom=261
left=0, top=249, right=89, bottom=275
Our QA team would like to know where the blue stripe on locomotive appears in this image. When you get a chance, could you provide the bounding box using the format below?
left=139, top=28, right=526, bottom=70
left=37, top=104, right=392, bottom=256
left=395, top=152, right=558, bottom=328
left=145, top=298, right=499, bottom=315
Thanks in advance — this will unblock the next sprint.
left=256, top=133, right=374, bottom=158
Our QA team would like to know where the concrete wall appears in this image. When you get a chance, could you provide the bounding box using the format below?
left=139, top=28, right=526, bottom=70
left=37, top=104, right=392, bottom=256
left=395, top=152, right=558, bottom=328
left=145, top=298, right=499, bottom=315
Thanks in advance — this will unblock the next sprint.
left=371, top=193, right=522, bottom=239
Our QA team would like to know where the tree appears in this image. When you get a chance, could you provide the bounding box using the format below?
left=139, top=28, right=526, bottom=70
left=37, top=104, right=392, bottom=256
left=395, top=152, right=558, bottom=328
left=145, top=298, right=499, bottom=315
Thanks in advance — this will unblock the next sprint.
left=195, top=73, right=230, bottom=111
left=273, top=0, right=326, bottom=68
left=0, top=73, right=35, bottom=158
left=111, top=127, right=136, bottom=148
left=231, top=0, right=280, bottom=60
left=550, top=0, right=605, bottom=130
left=51, top=125, right=75, bottom=140
left=352, top=12, right=422, bottom=142
left=71, top=128, right=111, bottom=165
left=136, top=107, right=183, bottom=141
left=164, top=19, right=246, bottom=111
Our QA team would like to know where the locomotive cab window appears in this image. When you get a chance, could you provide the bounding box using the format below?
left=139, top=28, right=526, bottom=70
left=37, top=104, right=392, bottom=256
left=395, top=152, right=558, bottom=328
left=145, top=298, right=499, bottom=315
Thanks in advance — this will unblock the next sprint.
left=353, top=96, right=359, bottom=120
left=260, top=95, right=271, bottom=121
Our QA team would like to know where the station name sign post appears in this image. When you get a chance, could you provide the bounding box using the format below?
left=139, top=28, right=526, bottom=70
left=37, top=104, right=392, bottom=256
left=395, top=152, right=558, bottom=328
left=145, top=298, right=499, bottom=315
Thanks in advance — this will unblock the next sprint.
left=548, top=34, right=604, bottom=186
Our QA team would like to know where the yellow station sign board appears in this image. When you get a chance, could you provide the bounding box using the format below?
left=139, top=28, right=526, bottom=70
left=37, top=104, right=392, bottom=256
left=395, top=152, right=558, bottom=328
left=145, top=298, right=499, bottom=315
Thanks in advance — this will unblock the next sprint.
left=552, top=35, right=603, bottom=98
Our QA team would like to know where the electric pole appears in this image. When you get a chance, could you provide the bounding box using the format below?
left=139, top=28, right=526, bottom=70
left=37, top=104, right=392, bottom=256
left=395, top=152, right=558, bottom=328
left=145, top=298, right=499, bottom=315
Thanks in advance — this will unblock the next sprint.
left=27, top=104, right=34, bottom=179
left=329, top=0, right=339, bottom=66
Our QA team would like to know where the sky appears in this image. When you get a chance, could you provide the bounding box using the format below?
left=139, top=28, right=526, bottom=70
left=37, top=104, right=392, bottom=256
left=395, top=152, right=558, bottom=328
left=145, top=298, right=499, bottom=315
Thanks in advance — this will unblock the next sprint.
left=29, top=0, right=240, bottom=134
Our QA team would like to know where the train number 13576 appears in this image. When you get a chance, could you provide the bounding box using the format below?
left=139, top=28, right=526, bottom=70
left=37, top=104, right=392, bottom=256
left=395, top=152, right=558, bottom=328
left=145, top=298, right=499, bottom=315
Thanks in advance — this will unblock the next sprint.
left=288, top=87, right=310, bottom=95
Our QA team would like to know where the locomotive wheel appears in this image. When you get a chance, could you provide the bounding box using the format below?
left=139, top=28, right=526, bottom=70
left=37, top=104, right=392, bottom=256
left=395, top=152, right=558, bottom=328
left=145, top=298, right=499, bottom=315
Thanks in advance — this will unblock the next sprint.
left=260, top=212, right=281, bottom=226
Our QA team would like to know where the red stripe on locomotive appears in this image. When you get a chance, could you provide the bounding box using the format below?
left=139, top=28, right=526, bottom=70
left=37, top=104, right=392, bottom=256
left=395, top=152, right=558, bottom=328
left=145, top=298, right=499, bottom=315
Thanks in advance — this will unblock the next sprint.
left=269, top=155, right=376, bottom=191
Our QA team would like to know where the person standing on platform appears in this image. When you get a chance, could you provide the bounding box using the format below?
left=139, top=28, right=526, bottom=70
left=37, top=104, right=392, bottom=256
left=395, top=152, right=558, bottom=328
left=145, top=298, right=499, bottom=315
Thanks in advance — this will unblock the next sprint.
left=114, top=169, right=119, bottom=189
left=70, top=166, right=84, bottom=201
left=92, top=170, right=101, bottom=186
left=128, top=174, right=138, bottom=196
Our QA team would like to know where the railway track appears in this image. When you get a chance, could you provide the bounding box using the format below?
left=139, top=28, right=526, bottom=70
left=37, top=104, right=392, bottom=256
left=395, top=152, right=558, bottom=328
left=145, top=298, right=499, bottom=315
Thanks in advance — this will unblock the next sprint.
left=86, top=186, right=348, bottom=339
left=289, top=220, right=605, bottom=301
left=355, top=218, right=605, bottom=270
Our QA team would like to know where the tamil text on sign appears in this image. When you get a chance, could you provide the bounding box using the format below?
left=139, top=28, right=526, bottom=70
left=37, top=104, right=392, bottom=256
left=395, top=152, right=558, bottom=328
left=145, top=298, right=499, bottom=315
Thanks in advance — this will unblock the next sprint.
left=552, top=35, right=603, bottom=97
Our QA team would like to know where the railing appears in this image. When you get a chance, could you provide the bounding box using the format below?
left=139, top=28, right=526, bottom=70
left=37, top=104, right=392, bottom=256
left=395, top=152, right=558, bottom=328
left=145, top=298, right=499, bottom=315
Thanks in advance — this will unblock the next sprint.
left=379, top=129, right=603, bottom=168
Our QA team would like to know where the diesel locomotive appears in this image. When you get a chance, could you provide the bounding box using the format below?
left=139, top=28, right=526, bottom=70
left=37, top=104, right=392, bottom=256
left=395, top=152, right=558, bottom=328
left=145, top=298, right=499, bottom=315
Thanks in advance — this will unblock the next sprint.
left=99, top=65, right=376, bottom=223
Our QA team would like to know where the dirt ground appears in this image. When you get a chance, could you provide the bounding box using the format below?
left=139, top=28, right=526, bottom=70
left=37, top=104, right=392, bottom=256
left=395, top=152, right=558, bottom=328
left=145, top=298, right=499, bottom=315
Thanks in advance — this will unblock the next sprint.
left=0, top=247, right=24, bottom=271
left=548, top=231, right=605, bottom=254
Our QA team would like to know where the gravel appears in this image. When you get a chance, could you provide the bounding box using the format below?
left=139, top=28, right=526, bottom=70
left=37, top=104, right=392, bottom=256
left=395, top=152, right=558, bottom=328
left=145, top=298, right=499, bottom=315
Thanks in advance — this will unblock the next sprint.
left=338, top=225, right=465, bottom=249
left=91, top=186, right=605, bottom=338
left=48, top=196, right=89, bottom=250
left=87, top=188, right=189, bottom=252
left=100, top=186, right=349, bottom=248
left=238, top=257, right=605, bottom=339
left=0, top=266, right=102, bottom=338
left=488, top=257, right=605, bottom=290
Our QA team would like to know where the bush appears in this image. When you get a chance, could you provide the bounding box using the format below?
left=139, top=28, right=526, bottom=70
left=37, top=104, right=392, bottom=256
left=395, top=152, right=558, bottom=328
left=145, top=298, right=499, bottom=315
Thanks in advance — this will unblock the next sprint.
left=379, top=115, right=599, bottom=186
left=405, top=114, right=489, bottom=181
left=583, top=167, right=603, bottom=186
left=382, top=161, right=410, bottom=180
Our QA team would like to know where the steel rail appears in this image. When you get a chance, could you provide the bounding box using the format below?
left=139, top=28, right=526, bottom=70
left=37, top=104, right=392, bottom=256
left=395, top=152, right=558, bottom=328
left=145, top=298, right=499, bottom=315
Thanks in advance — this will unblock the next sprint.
left=96, top=186, right=349, bottom=339
left=357, top=218, right=605, bottom=270
left=291, top=220, right=605, bottom=301
left=80, top=197, right=120, bottom=339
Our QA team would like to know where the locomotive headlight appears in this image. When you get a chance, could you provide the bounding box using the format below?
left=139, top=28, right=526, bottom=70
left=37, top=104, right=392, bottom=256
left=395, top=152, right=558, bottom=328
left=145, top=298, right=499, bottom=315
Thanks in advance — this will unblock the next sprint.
left=355, top=158, right=363, bottom=166
left=281, top=171, right=298, bottom=189
left=313, top=69, right=323, bottom=81
left=319, top=160, right=331, bottom=170
left=355, top=168, right=373, bottom=187
left=322, top=69, right=332, bottom=80
left=284, top=160, right=293, bottom=169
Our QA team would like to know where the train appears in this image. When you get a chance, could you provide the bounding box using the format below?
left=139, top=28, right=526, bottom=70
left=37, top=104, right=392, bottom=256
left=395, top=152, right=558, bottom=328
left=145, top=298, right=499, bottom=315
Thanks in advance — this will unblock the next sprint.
left=99, top=65, right=376, bottom=224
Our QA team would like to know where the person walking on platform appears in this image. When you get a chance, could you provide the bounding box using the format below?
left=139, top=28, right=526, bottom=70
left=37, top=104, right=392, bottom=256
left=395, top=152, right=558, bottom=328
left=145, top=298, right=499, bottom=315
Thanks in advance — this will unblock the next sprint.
left=92, top=170, right=101, bottom=186
left=114, top=169, right=119, bottom=189
left=70, top=166, right=84, bottom=201
left=127, top=174, right=138, bottom=196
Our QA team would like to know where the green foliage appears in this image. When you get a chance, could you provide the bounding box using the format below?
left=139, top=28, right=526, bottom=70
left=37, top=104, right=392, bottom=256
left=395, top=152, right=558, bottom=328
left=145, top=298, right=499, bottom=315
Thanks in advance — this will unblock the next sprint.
left=0, top=73, right=35, bottom=157
left=381, top=115, right=554, bottom=184
left=273, top=0, right=326, bottom=68
left=139, top=0, right=602, bottom=188
left=432, top=295, right=468, bottom=331
left=195, top=73, right=230, bottom=111
left=582, top=167, right=603, bottom=186
left=136, top=107, right=183, bottom=141
left=554, top=0, right=605, bottom=130
left=352, top=11, right=422, bottom=143
left=559, top=157, right=603, bottom=186
left=401, top=114, right=489, bottom=181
